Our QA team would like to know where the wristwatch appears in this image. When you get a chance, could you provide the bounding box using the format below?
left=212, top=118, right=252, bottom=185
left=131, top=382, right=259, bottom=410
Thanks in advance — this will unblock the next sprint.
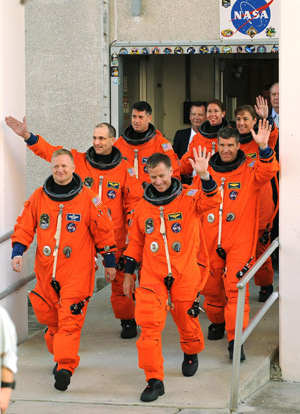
left=1, top=380, right=16, bottom=389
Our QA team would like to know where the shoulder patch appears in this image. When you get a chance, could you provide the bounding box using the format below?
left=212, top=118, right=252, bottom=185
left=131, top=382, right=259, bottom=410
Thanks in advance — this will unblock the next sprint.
left=161, top=142, right=172, bottom=151
left=92, top=195, right=102, bottom=207
left=247, top=161, right=256, bottom=167
left=127, top=167, right=136, bottom=177
left=247, top=153, right=257, bottom=159
left=186, top=189, right=199, bottom=196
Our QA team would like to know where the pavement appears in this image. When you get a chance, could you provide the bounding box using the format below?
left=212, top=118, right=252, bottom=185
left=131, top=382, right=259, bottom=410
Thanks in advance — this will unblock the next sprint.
left=7, top=271, right=300, bottom=414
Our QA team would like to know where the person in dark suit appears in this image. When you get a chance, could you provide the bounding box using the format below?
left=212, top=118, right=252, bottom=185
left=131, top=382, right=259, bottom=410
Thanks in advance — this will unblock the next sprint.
left=173, top=102, right=206, bottom=159
left=173, top=102, right=206, bottom=184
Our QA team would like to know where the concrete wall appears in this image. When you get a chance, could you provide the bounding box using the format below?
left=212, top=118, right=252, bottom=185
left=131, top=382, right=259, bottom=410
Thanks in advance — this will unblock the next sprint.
left=279, top=0, right=300, bottom=382
left=0, top=0, right=27, bottom=343
left=110, top=0, right=219, bottom=42
left=25, top=0, right=108, bottom=196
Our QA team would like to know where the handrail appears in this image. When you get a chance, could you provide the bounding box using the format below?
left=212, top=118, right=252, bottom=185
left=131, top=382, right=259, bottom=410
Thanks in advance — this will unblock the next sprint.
left=229, top=237, right=279, bottom=413
left=0, top=273, right=36, bottom=301
left=0, top=229, right=35, bottom=301
left=0, top=229, right=13, bottom=244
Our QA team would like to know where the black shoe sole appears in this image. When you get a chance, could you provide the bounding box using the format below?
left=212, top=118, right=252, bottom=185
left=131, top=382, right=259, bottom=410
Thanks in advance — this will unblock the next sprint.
left=208, top=331, right=225, bottom=340
left=182, top=362, right=198, bottom=377
left=120, top=329, right=137, bottom=339
left=140, top=386, right=165, bottom=402
left=54, top=370, right=71, bottom=391
left=207, top=323, right=225, bottom=340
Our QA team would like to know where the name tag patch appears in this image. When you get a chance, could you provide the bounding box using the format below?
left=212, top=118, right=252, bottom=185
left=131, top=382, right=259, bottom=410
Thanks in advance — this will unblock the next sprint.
left=107, top=181, right=120, bottom=189
left=228, top=182, right=241, bottom=189
left=168, top=213, right=183, bottom=221
left=66, top=214, right=81, bottom=222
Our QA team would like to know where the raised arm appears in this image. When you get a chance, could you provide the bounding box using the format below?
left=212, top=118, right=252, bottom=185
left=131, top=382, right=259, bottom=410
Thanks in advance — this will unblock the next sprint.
left=254, top=96, right=268, bottom=120
left=250, top=118, right=272, bottom=149
left=5, top=116, right=30, bottom=140
left=188, top=146, right=211, bottom=179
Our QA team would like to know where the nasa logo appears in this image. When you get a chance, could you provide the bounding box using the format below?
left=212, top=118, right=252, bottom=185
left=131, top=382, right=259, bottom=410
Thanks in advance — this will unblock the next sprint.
left=171, top=222, right=182, bottom=233
left=231, top=0, right=272, bottom=36
left=229, top=190, right=238, bottom=200
left=66, top=222, right=76, bottom=233
left=107, top=190, right=116, bottom=199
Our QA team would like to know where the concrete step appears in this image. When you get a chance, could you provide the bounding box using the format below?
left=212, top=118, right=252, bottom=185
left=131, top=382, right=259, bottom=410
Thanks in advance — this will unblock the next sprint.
left=10, top=275, right=279, bottom=413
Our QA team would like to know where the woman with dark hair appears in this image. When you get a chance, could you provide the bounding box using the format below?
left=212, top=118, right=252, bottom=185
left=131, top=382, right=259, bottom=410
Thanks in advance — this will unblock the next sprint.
left=235, top=96, right=279, bottom=302
left=180, top=99, right=229, bottom=176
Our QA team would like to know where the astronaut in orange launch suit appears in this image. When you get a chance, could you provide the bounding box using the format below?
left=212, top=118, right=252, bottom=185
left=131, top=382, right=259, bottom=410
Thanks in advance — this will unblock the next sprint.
left=5, top=116, right=143, bottom=339
left=11, top=150, right=116, bottom=391
left=191, top=122, right=279, bottom=360
left=123, top=150, right=221, bottom=402
left=114, top=101, right=180, bottom=187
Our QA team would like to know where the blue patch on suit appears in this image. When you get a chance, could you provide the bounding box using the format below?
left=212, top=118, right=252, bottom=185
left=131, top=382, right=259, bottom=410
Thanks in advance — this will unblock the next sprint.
left=229, top=190, right=238, bottom=200
left=66, top=222, right=76, bottom=232
left=66, top=214, right=81, bottom=222
left=107, top=190, right=116, bottom=199
left=171, top=222, right=182, bottom=233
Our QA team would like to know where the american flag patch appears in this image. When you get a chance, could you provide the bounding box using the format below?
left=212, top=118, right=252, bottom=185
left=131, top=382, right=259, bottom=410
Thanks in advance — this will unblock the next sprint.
left=162, top=142, right=172, bottom=151
left=92, top=196, right=102, bottom=207
left=128, top=168, right=136, bottom=177
left=186, top=189, right=198, bottom=196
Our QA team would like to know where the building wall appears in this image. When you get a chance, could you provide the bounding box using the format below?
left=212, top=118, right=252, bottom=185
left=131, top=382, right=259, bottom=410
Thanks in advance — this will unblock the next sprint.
left=110, top=0, right=219, bottom=42
left=279, top=0, right=300, bottom=382
left=0, top=0, right=27, bottom=343
left=25, top=0, right=108, bottom=196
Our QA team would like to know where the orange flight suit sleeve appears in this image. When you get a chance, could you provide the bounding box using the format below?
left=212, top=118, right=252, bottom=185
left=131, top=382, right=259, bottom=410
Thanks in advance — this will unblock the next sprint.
left=28, top=135, right=63, bottom=162
left=268, top=124, right=279, bottom=150
left=252, top=148, right=279, bottom=187
left=11, top=192, right=39, bottom=250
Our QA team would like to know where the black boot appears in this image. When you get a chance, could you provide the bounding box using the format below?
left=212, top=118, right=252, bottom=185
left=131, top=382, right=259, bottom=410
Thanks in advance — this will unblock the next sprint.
left=54, top=369, right=72, bottom=391
left=228, top=340, right=245, bottom=361
left=182, top=353, right=198, bottom=377
left=140, top=378, right=165, bottom=402
left=259, top=284, right=273, bottom=302
left=208, top=322, right=225, bottom=340
left=120, top=319, right=137, bottom=339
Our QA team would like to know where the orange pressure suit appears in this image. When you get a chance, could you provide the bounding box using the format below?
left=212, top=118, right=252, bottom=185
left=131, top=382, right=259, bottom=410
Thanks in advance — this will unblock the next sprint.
left=124, top=177, right=221, bottom=381
left=239, top=123, right=279, bottom=287
left=115, top=124, right=181, bottom=187
left=181, top=120, right=279, bottom=288
left=195, top=148, right=279, bottom=342
left=11, top=173, right=116, bottom=374
left=25, top=134, right=143, bottom=321
left=180, top=119, right=229, bottom=176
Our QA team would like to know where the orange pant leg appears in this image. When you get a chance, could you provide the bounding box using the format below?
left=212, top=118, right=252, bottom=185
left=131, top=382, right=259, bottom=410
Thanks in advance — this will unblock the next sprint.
left=254, top=229, right=274, bottom=286
left=52, top=297, right=88, bottom=374
left=110, top=267, right=135, bottom=320
left=223, top=261, right=250, bottom=343
left=201, top=267, right=227, bottom=325
left=29, top=285, right=59, bottom=355
left=135, top=286, right=168, bottom=382
left=171, top=299, right=205, bottom=355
